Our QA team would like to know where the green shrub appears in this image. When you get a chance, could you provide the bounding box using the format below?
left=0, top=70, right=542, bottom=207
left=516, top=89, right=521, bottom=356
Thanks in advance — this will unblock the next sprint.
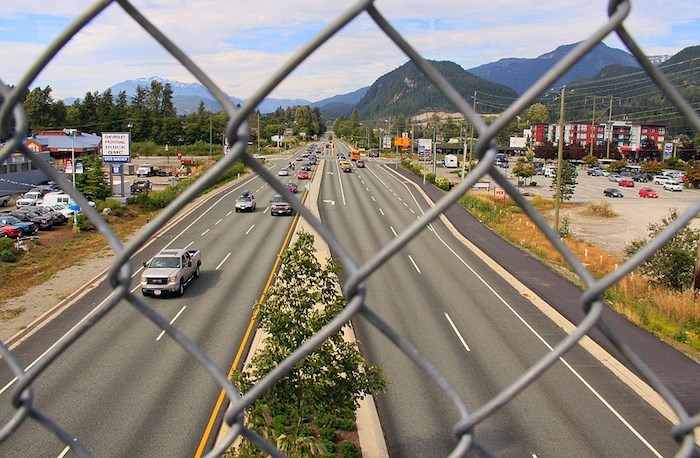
left=103, top=198, right=127, bottom=217
left=338, top=440, right=360, bottom=458
left=0, top=237, right=14, bottom=251
left=0, top=248, right=16, bottom=262
left=321, top=439, right=335, bottom=455
left=76, top=213, right=95, bottom=231
left=319, top=425, right=336, bottom=442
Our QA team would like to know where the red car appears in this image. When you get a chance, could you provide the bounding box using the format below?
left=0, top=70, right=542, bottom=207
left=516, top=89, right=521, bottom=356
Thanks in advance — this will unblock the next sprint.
left=297, top=170, right=309, bottom=180
left=1, top=225, right=21, bottom=238
left=356, top=160, right=366, bottom=168
left=618, top=179, right=635, bottom=187
left=639, top=187, right=659, bottom=198
left=285, top=182, right=298, bottom=193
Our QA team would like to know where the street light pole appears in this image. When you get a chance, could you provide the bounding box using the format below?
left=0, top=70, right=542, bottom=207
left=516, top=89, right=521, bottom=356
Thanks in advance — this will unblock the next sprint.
left=554, top=86, right=566, bottom=233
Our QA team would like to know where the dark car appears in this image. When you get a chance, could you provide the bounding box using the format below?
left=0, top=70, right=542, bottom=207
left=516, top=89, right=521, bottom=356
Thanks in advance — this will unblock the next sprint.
left=603, top=188, right=623, bottom=198
left=32, top=205, right=67, bottom=226
left=0, top=215, right=37, bottom=236
left=270, top=194, right=293, bottom=216
left=7, top=209, right=52, bottom=230
left=130, top=179, right=152, bottom=195
left=632, top=174, right=650, bottom=182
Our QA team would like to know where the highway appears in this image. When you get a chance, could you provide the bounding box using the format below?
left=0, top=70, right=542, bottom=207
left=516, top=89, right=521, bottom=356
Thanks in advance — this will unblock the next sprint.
left=0, top=156, right=306, bottom=456
left=0, top=142, right=686, bottom=457
left=319, top=141, right=680, bottom=456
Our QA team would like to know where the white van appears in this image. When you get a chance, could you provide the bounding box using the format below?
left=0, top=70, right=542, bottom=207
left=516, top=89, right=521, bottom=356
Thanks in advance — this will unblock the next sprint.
left=444, top=154, right=459, bottom=168
left=42, top=192, right=74, bottom=207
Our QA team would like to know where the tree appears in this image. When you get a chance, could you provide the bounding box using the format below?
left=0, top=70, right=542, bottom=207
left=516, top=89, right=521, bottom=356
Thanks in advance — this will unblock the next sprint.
left=625, top=209, right=700, bottom=291
left=234, top=232, right=385, bottom=455
left=513, top=157, right=536, bottom=186
left=75, top=154, right=110, bottom=201
left=526, top=103, right=549, bottom=123
left=549, top=160, right=577, bottom=201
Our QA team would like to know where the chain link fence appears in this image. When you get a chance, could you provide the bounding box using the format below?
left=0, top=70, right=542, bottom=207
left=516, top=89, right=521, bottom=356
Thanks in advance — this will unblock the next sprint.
left=1, top=0, right=699, bottom=456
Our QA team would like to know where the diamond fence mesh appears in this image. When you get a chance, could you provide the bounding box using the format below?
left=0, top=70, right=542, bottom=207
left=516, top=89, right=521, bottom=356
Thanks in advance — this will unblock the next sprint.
left=1, top=0, right=699, bottom=456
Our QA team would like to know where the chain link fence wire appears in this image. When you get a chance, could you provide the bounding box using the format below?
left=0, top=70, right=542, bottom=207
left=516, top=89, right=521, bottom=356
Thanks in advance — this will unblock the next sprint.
left=1, top=0, right=699, bottom=456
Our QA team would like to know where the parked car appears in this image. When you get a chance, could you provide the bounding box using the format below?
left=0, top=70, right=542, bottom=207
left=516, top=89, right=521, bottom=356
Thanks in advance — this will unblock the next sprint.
left=662, top=180, right=682, bottom=192
left=608, top=174, right=622, bottom=182
left=587, top=168, right=603, bottom=176
left=285, top=182, right=298, bottom=194
left=130, top=179, right=152, bottom=195
left=632, top=174, right=650, bottom=182
left=0, top=195, right=10, bottom=207
left=0, top=225, right=21, bottom=238
left=638, top=187, right=659, bottom=198
left=603, top=188, right=623, bottom=198
left=234, top=191, right=256, bottom=212
left=8, top=209, right=53, bottom=230
left=618, top=179, right=635, bottom=187
left=270, top=194, right=293, bottom=216
left=15, top=191, right=44, bottom=208
left=0, top=215, right=37, bottom=236
left=32, top=205, right=67, bottom=226
left=297, top=170, right=309, bottom=180
left=653, top=175, right=672, bottom=185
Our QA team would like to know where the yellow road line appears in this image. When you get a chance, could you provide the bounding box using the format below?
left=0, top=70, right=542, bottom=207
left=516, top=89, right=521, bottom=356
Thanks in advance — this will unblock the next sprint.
left=195, top=187, right=307, bottom=457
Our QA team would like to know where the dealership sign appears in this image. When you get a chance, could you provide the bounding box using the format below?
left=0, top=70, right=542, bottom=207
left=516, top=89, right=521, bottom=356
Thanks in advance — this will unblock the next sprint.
left=102, top=132, right=131, bottom=163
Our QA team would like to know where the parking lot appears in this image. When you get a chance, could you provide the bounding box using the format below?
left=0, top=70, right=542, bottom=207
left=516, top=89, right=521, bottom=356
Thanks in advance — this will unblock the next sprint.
left=433, top=159, right=700, bottom=256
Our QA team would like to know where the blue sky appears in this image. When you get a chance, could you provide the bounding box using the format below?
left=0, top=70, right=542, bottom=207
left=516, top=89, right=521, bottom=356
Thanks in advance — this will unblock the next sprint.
left=1, top=1, right=698, bottom=102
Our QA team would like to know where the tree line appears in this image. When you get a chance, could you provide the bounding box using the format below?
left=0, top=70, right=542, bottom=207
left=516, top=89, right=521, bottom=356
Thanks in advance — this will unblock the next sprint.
left=4, top=83, right=327, bottom=149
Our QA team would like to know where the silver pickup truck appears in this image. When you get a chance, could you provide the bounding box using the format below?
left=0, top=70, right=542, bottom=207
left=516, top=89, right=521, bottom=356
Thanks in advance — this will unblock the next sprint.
left=140, top=248, right=201, bottom=297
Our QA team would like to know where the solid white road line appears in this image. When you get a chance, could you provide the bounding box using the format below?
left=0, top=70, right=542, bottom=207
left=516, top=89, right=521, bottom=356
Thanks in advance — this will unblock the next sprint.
left=156, top=306, right=187, bottom=341
left=445, top=313, right=471, bottom=352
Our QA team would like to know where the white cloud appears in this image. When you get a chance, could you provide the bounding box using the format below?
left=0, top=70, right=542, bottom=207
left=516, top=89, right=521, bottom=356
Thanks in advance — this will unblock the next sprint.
left=1, top=0, right=697, bottom=101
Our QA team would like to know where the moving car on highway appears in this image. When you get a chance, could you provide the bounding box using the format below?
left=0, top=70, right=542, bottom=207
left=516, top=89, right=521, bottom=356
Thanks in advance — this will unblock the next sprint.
left=234, top=191, right=256, bottom=212
left=141, top=248, right=201, bottom=297
left=269, top=194, right=293, bottom=216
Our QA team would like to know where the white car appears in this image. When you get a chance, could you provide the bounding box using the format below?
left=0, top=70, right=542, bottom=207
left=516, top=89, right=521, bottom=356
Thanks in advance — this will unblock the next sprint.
left=653, top=175, right=672, bottom=185
left=662, top=180, right=682, bottom=192
left=278, top=168, right=289, bottom=176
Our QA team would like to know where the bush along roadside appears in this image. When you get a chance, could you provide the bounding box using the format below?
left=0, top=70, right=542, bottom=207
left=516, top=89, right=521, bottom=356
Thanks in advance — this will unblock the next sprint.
left=230, top=232, right=386, bottom=457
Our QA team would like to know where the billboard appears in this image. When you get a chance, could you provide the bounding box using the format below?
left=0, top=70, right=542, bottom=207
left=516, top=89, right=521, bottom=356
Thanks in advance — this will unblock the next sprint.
left=417, top=138, right=432, bottom=158
left=102, top=132, right=131, bottom=163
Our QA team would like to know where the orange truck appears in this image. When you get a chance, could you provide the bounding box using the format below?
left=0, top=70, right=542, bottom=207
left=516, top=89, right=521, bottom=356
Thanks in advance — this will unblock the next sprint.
left=350, top=149, right=361, bottom=161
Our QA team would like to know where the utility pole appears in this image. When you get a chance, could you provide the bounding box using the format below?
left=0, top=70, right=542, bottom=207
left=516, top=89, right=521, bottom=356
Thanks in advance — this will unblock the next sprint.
left=468, top=91, right=477, bottom=174
left=589, top=95, right=596, bottom=157
left=606, top=96, right=613, bottom=159
left=554, top=86, right=566, bottom=234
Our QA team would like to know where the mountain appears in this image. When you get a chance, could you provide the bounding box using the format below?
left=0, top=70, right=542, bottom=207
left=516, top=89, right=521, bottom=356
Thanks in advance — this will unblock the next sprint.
left=354, top=60, right=518, bottom=119
left=106, top=76, right=311, bottom=114
left=468, top=42, right=640, bottom=94
left=311, top=87, right=369, bottom=119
